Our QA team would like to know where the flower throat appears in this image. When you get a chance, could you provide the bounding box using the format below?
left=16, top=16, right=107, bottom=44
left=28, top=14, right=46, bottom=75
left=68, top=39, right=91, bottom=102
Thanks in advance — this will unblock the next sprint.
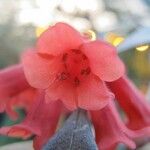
left=57, top=49, right=91, bottom=86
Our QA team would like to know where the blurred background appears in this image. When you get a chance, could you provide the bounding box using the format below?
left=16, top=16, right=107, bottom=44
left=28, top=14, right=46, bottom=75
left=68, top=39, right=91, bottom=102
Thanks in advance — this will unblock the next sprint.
left=0, top=0, right=150, bottom=149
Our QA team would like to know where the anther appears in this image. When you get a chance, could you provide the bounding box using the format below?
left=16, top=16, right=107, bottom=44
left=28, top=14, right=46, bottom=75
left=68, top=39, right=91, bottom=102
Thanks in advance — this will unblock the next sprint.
left=62, top=53, right=68, bottom=62
left=82, top=54, right=87, bottom=60
left=64, top=63, right=67, bottom=69
left=85, top=67, right=91, bottom=75
left=81, top=67, right=91, bottom=75
left=72, top=49, right=81, bottom=54
left=74, top=77, right=80, bottom=86
left=58, top=72, right=68, bottom=80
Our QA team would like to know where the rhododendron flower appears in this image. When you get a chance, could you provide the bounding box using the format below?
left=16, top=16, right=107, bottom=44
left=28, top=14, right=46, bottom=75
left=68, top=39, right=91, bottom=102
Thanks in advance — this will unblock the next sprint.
left=22, top=22, right=125, bottom=110
left=0, top=22, right=150, bottom=150
left=107, top=76, right=150, bottom=138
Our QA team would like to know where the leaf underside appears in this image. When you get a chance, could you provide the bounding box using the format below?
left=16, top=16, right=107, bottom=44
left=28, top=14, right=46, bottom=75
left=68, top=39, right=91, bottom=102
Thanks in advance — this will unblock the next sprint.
left=42, top=109, right=98, bottom=150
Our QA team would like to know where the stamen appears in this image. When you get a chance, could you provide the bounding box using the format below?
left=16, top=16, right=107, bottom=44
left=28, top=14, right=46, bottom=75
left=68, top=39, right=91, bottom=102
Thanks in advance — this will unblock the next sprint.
left=85, top=67, right=91, bottom=75
left=81, top=69, right=85, bottom=75
left=74, top=77, right=80, bottom=86
left=72, top=49, right=81, bottom=54
left=62, top=53, right=68, bottom=62
left=58, top=72, right=69, bottom=80
left=64, top=63, right=67, bottom=69
left=82, top=54, right=87, bottom=60
left=81, top=67, right=91, bottom=75
left=38, top=53, right=54, bottom=60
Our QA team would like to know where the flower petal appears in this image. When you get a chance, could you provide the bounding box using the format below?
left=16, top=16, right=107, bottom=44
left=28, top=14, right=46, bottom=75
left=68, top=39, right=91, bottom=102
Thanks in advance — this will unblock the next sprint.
left=0, top=64, right=29, bottom=116
left=0, top=99, right=6, bottom=113
left=46, top=80, right=77, bottom=110
left=22, top=50, right=60, bottom=89
left=33, top=101, right=62, bottom=150
left=0, top=64, right=29, bottom=99
left=81, top=40, right=125, bottom=81
left=0, top=126, right=33, bottom=139
left=107, top=76, right=150, bottom=138
left=77, top=74, right=113, bottom=110
left=37, top=22, right=84, bottom=55
left=91, top=101, right=136, bottom=150
left=5, top=88, right=37, bottom=120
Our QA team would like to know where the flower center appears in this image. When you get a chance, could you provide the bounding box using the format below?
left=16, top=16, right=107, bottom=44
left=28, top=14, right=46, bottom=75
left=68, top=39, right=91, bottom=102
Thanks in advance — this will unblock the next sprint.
left=58, top=49, right=91, bottom=86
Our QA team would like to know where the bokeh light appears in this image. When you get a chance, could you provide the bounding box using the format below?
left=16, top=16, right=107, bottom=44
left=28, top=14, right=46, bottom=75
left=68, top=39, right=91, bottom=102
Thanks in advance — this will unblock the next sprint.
left=136, top=45, right=149, bottom=52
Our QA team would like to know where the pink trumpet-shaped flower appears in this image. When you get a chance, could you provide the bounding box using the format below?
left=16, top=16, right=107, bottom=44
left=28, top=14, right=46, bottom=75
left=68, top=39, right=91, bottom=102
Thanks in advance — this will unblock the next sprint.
left=91, top=101, right=136, bottom=150
left=0, top=91, right=62, bottom=150
left=0, top=22, right=150, bottom=150
left=22, top=22, right=125, bottom=110
left=107, top=76, right=150, bottom=138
